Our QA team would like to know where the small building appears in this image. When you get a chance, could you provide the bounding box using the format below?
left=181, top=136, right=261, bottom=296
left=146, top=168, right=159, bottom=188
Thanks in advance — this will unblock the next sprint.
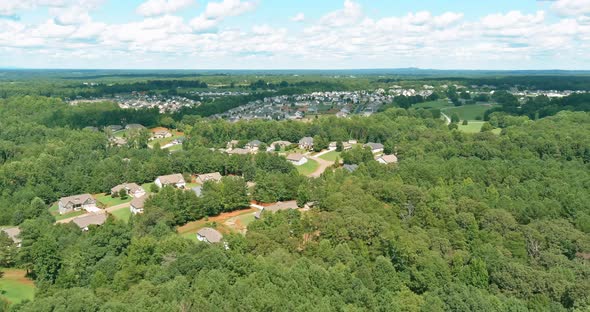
left=72, top=214, right=107, bottom=231
left=245, top=140, right=262, bottom=151
left=1, top=227, right=21, bottom=247
left=364, top=142, right=384, bottom=154
left=151, top=130, right=172, bottom=139
left=348, top=140, right=358, bottom=144
left=343, top=164, right=358, bottom=173
left=299, top=137, right=314, bottom=150
left=110, top=137, right=127, bottom=147
left=342, top=142, right=353, bottom=151
left=226, top=148, right=251, bottom=155
left=196, top=172, right=223, bottom=184
left=286, top=153, right=308, bottom=166
left=328, top=142, right=337, bottom=150
left=269, top=140, right=292, bottom=151
left=130, top=194, right=149, bottom=214
left=58, top=194, right=97, bottom=215
left=376, top=154, right=398, bottom=164
left=196, top=227, right=223, bottom=244
left=155, top=173, right=186, bottom=189
left=110, top=183, right=146, bottom=198
left=264, top=200, right=298, bottom=213
left=226, top=140, right=240, bottom=150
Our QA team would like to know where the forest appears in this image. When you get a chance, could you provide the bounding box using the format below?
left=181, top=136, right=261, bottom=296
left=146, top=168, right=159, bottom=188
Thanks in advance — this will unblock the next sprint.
left=0, top=92, right=589, bottom=311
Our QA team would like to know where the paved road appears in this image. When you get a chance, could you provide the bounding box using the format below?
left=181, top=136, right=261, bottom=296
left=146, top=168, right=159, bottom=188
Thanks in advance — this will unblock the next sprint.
left=307, top=156, right=334, bottom=178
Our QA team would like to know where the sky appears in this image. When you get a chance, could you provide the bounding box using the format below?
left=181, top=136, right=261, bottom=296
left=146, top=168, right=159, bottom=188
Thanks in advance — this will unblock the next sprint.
left=1, top=0, right=590, bottom=69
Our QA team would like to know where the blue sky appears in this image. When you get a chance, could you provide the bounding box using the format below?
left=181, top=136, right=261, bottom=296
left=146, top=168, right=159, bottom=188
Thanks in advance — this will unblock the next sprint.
left=1, top=0, right=590, bottom=69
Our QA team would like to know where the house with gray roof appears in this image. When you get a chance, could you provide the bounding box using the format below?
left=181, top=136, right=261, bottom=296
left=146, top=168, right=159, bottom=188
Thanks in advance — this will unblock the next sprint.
left=299, top=137, right=314, bottom=150
left=155, top=173, right=186, bottom=189
left=196, top=227, right=223, bottom=244
left=72, top=214, right=107, bottom=231
left=130, top=194, right=149, bottom=214
left=58, top=194, right=97, bottom=215
left=364, top=142, right=384, bottom=153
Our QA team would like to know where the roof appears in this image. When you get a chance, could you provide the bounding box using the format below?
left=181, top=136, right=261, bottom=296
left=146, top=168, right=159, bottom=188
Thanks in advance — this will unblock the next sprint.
left=111, top=183, right=143, bottom=194
left=364, top=142, right=384, bottom=150
left=125, top=124, right=145, bottom=129
left=286, top=153, right=306, bottom=162
left=265, top=200, right=298, bottom=213
left=378, top=154, right=398, bottom=164
left=72, top=214, right=107, bottom=229
left=157, top=173, right=185, bottom=185
left=2, top=227, right=21, bottom=244
left=130, top=194, right=149, bottom=209
left=299, top=137, right=314, bottom=144
left=197, top=227, right=223, bottom=243
left=197, top=172, right=222, bottom=183
left=343, top=164, right=358, bottom=172
left=59, top=194, right=95, bottom=206
left=247, top=140, right=262, bottom=146
left=271, top=140, right=291, bottom=146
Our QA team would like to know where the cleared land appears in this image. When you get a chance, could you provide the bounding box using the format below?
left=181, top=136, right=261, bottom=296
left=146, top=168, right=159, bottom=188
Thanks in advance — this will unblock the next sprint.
left=95, top=193, right=132, bottom=208
left=0, top=269, right=35, bottom=304
left=296, top=158, right=320, bottom=175
left=443, top=103, right=496, bottom=121
left=458, top=121, right=485, bottom=133
left=318, top=151, right=341, bottom=162
left=177, top=208, right=258, bottom=239
left=110, top=207, right=131, bottom=223
left=414, top=99, right=451, bottom=109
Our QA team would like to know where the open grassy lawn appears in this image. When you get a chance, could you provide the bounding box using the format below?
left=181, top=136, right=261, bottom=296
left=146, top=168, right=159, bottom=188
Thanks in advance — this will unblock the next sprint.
left=0, top=269, right=35, bottom=305
left=95, top=193, right=132, bottom=208
left=458, top=121, right=485, bottom=133
left=111, top=207, right=131, bottom=223
left=49, top=204, right=58, bottom=214
left=141, top=182, right=155, bottom=192
left=296, top=159, right=319, bottom=176
left=414, top=99, right=452, bottom=109
left=113, top=130, right=128, bottom=138
left=167, top=144, right=183, bottom=152
left=318, top=151, right=341, bottom=162
left=443, top=103, right=497, bottom=121
left=54, top=210, right=86, bottom=221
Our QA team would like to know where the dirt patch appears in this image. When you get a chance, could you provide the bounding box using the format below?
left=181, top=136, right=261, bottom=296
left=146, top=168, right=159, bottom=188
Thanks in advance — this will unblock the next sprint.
left=177, top=208, right=256, bottom=234
left=150, top=127, right=169, bottom=133
left=2, top=269, right=33, bottom=286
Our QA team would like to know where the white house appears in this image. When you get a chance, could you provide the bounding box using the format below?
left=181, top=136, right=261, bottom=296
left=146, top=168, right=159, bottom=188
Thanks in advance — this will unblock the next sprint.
left=58, top=194, right=97, bottom=215
left=364, top=142, right=384, bottom=154
left=130, top=194, right=148, bottom=214
left=196, top=227, right=223, bottom=244
left=376, top=154, right=398, bottom=164
left=286, top=153, right=308, bottom=166
left=155, top=173, right=186, bottom=189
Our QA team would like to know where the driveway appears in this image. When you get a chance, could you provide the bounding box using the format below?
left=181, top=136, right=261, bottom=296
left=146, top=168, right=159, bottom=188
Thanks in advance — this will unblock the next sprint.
left=307, top=156, right=333, bottom=178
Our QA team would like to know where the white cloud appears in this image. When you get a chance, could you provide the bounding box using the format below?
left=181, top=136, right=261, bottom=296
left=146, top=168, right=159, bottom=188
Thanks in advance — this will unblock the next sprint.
left=203, top=0, right=257, bottom=19
left=319, top=0, right=363, bottom=27
left=551, top=0, right=590, bottom=16
left=136, top=0, right=195, bottom=17
left=291, top=12, right=305, bottom=22
left=481, top=11, right=544, bottom=29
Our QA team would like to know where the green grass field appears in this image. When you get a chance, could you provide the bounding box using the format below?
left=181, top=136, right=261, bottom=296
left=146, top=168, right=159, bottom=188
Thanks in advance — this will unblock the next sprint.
left=0, top=269, right=35, bottom=304
left=141, top=182, right=155, bottom=192
left=414, top=99, right=452, bottom=109
left=443, top=104, right=496, bottom=121
left=458, top=121, right=485, bottom=133
left=296, top=159, right=319, bottom=175
left=111, top=207, right=131, bottom=223
left=318, top=151, right=341, bottom=162
left=95, top=193, right=132, bottom=207
left=49, top=204, right=86, bottom=221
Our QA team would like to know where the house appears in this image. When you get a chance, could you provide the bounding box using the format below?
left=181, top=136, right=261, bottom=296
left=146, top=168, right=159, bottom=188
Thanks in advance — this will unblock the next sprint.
left=192, top=186, right=202, bottom=197
left=245, top=140, right=262, bottom=151
left=299, top=137, right=314, bottom=150
left=376, top=154, right=398, bottom=164
left=110, top=137, right=127, bottom=147
left=130, top=194, right=148, bottom=214
left=348, top=140, right=358, bottom=144
left=364, top=142, right=384, bottom=153
left=155, top=173, right=186, bottom=189
left=343, top=164, right=358, bottom=173
left=342, top=142, right=353, bottom=151
left=71, top=213, right=107, bottom=231
left=110, top=183, right=146, bottom=198
left=151, top=130, right=172, bottom=139
left=58, top=194, right=97, bottom=215
left=1, top=227, right=21, bottom=247
left=286, top=153, right=308, bottom=166
left=328, top=142, right=337, bottom=150
left=269, top=140, right=292, bottom=151
left=264, top=200, right=298, bottom=213
left=196, top=172, right=223, bottom=184
left=196, top=227, right=223, bottom=244
left=125, top=124, right=145, bottom=130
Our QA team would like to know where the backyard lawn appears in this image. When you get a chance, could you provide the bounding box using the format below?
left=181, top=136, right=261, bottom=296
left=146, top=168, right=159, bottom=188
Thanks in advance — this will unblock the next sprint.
left=111, top=207, right=131, bottom=223
left=318, top=151, right=341, bottom=162
left=141, top=182, right=155, bottom=192
left=296, top=159, right=319, bottom=176
left=95, top=193, right=132, bottom=207
left=0, top=269, right=35, bottom=305
left=458, top=121, right=485, bottom=133
left=49, top=204, right=86, bottom=221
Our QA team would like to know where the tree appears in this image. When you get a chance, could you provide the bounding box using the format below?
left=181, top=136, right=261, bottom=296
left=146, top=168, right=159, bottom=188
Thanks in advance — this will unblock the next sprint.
left=451, top=113, right=460, bottom=123
left=481, top=122, right=494, bottom=132
left=462, top=120, right=469, bottom=126
left=118, top=188, right=128, bottom=200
